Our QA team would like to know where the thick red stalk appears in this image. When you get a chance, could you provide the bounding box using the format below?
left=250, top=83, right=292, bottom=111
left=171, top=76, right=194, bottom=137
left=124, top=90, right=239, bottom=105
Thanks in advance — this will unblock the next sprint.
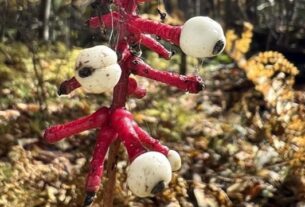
left=111, top=109, right=146, bottom=161
left=128, top=57, right=204, bottom=93
left=128, top=17, right=181, bottom=45
left=111, top=41, right=131, bottom=109
left=88, top=13, right=182, bottom=45
left=85, top=126, right=117, bottom=192
left=58, top=77, right=81, bottom=95
left=44, top=107, right=109, bottom=143
left=139, top=34, right=171, bottom=59
left=103, top=1, right=137, bottom=206
left=132, top=122, right=169, bottom=155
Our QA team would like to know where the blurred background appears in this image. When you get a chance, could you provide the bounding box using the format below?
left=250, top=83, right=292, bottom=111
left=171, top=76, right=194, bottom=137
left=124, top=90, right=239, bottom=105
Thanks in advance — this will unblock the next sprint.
left=0, top=0, right=305, bottom=207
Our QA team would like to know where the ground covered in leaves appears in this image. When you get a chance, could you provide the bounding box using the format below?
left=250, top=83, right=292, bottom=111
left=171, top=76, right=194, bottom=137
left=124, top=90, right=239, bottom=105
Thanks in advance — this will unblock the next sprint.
left=0, top=42, right=305, bottom=207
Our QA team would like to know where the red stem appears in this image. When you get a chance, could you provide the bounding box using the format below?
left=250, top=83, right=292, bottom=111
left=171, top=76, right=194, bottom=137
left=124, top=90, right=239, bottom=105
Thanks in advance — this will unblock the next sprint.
left=44, top=107, right=109, bottom=143
left=104, top=1, right=138, bottom=205
left=139, top=34, right=171, bottom=59
left=85, top=126, right=117, bottom=192
left=58, top=77, right=81, bottom=95
left=88, top=13, right=181, bottom=45
left=128, top=57, right=204, bottom=93
left=128, top=17, right=181, bottom=45
left=111, top=109, right=146, bottom=161
left=111, top=41, right=131, bottom=109
left=132, top=122, right=169, bottom=155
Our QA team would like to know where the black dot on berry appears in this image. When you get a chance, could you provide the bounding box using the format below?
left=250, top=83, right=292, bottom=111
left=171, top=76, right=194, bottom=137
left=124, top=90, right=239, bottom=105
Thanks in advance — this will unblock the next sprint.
left=151, top=181, right=165, bottom=194
left=78, top=67, right=95, bottom=78
left=212, top=40, right=225, bottom=55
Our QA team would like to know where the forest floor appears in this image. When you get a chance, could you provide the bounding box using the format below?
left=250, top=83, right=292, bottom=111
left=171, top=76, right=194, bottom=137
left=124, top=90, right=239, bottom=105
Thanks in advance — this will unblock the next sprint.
left=0, top=42, right=305, bottom=207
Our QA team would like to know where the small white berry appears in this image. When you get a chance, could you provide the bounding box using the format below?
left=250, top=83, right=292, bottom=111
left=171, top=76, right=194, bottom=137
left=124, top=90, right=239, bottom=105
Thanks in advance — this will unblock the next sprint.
left=167, top=150, right=181, bottom=171
left=180, top=16, right=226, bottom=58
left=75, top=45, right=121, bottom=94
left=127, top=152, right=172, bottom=197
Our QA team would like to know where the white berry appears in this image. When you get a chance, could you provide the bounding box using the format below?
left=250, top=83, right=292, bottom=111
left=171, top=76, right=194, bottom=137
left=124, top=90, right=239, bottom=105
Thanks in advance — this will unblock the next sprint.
left=75, top=45, right=121, bottom=94
left=180, top=16, right=226, bottom=58
left=127, top=152, right=172, bottom=197
left=167, top=150, right=181, bottom=171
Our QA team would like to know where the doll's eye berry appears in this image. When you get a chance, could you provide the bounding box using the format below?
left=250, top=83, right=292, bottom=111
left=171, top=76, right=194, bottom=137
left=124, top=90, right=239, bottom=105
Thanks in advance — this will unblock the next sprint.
left=179, top=16, right=226, bottom=58
left=126, top=151, right=172, bottom=197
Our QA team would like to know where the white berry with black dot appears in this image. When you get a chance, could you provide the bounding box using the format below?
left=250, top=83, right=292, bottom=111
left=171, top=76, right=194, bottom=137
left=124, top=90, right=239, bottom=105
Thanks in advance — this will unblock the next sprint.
left=180, top=16, right=226, bottom=58
left=75, top=45, right=121, bottom=94
left=127, top=151, right=172, bottom=197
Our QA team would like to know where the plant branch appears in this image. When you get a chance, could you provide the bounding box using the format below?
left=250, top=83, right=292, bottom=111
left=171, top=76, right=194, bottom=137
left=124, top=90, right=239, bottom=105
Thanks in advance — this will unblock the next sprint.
left=88, top=13, right=182, bottom=45
left=111, top=109, right=146, bottom=161
left=103, top=40, right=131, bottom=207
left=129, top=57, right=204, bottom=93
left=102, top=139, right=120, bottom=207
left=132, top=122, right=169, bottom=155
left=58, top=77, right=81, bottom=95
left=44, top=107, right=109, bottom=143
left=139, top=34, right=171, bottom=59
left=85, top=126, right=117, bottom=193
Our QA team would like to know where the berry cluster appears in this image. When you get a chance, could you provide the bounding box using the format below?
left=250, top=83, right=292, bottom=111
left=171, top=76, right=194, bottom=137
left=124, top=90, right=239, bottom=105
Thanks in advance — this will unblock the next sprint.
left=44, top=0, right=225, bottom=206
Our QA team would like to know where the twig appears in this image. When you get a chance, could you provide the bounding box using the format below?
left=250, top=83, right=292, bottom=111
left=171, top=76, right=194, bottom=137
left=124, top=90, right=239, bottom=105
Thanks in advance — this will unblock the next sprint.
left=103, top=139, right=121, bottom=207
